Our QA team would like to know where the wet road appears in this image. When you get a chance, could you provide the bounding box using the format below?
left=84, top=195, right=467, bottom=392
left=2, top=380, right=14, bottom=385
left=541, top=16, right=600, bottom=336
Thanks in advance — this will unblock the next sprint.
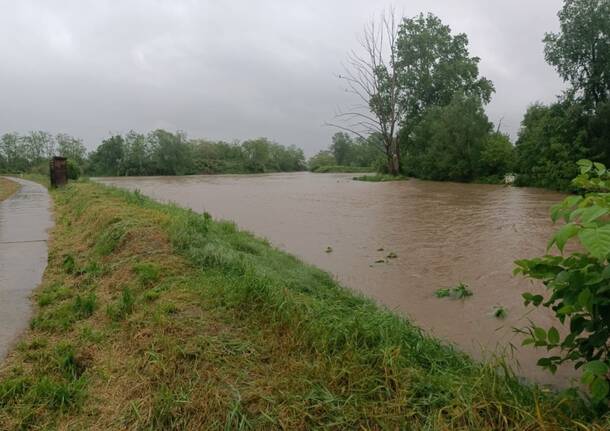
left=99, top=173, right=575, bottom=387
left=0, top=178, right=52, bottom=359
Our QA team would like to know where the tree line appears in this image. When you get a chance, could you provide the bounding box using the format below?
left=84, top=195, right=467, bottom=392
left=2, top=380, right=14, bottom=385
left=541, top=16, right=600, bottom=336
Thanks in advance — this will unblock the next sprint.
left=330, top=0, right=608, bottom=189
left=0, top=130, right=306, bottom=177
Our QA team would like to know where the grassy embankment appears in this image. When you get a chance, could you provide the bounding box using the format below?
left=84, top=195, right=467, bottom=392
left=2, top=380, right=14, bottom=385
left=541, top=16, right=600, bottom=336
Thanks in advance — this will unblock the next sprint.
left=0, top=180, right=606, bottom=429
left=311, top=165, right=371, bottom=173
left=0, top=177, right=20, bottom=202
left=353, top=174, right=408, bottom=182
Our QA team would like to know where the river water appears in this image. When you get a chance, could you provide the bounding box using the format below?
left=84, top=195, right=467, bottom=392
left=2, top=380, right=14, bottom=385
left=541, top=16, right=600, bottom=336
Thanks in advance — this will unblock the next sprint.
left=98, top=172, right=575, bottom=387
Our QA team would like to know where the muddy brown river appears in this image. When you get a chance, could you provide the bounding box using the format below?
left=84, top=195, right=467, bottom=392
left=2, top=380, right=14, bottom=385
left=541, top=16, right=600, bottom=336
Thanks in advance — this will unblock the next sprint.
left=98, top=173, right=575, bottom=387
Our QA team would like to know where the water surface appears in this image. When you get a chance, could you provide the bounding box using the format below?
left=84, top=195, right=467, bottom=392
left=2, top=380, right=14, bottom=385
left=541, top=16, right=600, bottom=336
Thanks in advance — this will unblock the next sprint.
left=99, top=173, right=573, bottom=386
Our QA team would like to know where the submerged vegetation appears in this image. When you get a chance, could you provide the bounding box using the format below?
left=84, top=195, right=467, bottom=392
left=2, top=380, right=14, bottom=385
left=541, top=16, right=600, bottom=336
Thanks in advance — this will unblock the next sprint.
left=353, top=174, right=407, bottom=182
left=0, top=180, right=606, bottom=429
left=0, top=177, right=19, bottom=202
left=434, top=283, right=474, bottom=300
left=311, top=165, right=370, bottom=174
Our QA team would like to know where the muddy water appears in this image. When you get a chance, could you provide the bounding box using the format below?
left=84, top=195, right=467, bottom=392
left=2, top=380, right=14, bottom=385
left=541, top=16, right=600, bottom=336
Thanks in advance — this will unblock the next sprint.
left=99, top=173, right=575, bottom=387
left=0, top=178, right=52, bottom=359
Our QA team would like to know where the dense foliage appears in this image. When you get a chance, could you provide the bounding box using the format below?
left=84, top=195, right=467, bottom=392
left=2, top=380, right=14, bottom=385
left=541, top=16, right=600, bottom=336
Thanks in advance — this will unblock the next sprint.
left=88, top=131, right=306, bottom=176
left=544, top=0, right=610, bottom=110
left=0, top=131, right=86, bottom=175
left=515, top=0, right=610, bottom=191
left=308, top=132, right=382, bottom=172
left=1, top=129, right=306, bottom=177
left=516, top=160, right=610, bottom=407
left=396, top=13, right=494, bottom=147
left=335, top=1, right=608, bottom=187
left=405, top=95, right=494, bottom=181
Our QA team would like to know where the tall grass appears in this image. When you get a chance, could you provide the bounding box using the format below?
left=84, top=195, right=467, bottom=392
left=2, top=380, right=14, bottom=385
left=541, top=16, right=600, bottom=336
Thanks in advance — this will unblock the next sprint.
left=0, top=177, right=20, bottom=201
left=0, top=180, right=606, bottom=429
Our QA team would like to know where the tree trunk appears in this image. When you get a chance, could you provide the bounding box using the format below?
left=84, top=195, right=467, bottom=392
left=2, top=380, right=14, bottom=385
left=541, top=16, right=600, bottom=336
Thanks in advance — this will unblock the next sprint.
left=394, top=138, right=401, bottom=175
left=386, top=138, right=400, bottom=176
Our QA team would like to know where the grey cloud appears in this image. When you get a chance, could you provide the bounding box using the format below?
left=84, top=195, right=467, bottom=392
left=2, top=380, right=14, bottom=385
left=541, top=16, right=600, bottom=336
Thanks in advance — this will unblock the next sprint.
left=0, top=0, right=565, bottom=155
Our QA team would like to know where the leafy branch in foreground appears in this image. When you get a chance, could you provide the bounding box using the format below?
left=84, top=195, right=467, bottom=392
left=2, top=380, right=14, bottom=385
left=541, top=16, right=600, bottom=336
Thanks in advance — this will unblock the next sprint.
left=515, top=159, right=610, bottom=406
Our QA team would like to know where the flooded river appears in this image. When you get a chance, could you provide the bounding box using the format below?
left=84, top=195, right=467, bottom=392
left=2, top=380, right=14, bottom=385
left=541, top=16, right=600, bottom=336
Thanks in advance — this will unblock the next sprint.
left=99, top=172, right=574, bottom=387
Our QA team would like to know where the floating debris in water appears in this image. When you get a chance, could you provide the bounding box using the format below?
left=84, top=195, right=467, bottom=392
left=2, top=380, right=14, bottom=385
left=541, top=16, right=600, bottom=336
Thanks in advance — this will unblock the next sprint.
left=386, top=252, right=398, bottom=259
left=374, top=258, right=385, bottom=264
left=434, top=288, right=451, bottom=298
left=492, top=306, right=508, bottom=319
left=377, top=247, right=384, bottom=252
left=434, top=282, right=473, bottom=299
left=325, top=246, right=333, bottom=253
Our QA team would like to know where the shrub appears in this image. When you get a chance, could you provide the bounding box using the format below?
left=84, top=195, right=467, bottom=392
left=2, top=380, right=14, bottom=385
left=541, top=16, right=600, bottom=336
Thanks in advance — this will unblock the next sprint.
left=515, top=159, right=610, bottom=407
left=67, top=160, right=81, bottom=180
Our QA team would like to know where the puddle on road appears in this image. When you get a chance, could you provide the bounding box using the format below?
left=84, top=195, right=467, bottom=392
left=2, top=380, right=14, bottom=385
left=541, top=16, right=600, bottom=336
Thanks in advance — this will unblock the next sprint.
left=0, top=178, right=52, bottom=359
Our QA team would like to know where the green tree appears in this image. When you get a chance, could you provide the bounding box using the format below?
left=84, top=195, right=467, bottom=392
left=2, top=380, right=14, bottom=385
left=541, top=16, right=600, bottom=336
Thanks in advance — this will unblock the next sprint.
left=242, top=138, right=272, bottom=172
left=396, top=13, right=494, bottom=154
left=330, top=132, right=354, bottom=166
left=88, top=135, right=125, bottom=176
left=148, top=130, right=193, bottom=175
left=406, top=94, right=492, bottom=181
left=0, top=133, right=23, bottom=172
left=544, top=0, right=610, bottom=109
left=587, top=101, right=610, bottom=167
left=308, top=150, right=336, bottom=172
left=515, top=101, right=588, bottom=190
left=122, top=131, right=150, bottom=176
left=479, top=132, right=515, bottom=179
left=56, top=133, right=87, bottom=165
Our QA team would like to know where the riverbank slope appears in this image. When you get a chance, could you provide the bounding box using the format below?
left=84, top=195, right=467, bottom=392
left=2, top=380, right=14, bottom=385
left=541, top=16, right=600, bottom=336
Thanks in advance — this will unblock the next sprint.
left=0, top=181, right=604, bottom=429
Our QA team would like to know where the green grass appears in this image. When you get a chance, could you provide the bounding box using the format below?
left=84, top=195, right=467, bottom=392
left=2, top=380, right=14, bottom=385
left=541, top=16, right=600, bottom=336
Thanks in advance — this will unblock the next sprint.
left=353, top=173, right=408, bottom=182
left=0, top=180, right=606, bottom=429
left=311, top=165, right=372, bottom=173
left=0, top=177, right=20, bottom=202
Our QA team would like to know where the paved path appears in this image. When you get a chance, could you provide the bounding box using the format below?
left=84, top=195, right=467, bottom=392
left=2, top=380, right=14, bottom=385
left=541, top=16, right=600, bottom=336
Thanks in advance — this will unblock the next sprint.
left=0, top=178, right=52, bottom=359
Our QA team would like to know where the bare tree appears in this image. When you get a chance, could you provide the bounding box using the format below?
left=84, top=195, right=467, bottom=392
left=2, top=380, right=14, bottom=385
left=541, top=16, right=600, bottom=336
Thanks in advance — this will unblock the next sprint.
left=328, top=9, right=402, bottom=175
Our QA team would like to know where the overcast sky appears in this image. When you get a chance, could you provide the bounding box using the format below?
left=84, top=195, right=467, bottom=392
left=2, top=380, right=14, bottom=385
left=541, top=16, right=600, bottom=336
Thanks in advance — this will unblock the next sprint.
left=0, top=0, right=565, bottom=155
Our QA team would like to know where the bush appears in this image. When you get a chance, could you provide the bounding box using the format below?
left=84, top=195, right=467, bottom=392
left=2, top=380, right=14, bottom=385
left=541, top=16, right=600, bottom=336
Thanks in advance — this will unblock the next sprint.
left=67, top=160, right=81, bottom=180
left=515, top=159, right=610, bottom=407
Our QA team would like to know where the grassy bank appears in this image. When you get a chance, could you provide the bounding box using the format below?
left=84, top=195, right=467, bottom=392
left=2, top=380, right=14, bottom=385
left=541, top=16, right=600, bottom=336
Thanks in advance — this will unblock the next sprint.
left=353, top=174, right=408, bottom=182
left=311, top=165, right=371, bottom=173
left=0, top=181, right=605, bottom=429
left=0, top=177, right=20, bottom=202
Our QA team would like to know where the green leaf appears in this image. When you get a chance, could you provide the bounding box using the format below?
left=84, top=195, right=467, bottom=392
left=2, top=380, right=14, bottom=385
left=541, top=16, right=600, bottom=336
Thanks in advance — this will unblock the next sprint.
left=582, top=371, right=595, bottom=385
left=590, top=378, right=609, bottom=402
left=533, top=327, right=546, bottom=343
left=578, top=225, right=610, bottom=259
left=577, top=159, right=593, bottom=174
left=579, top=206, right=609, bottom=223
left=583, top=360, right=609, bottom=376
left=548, top=223, right=580, bottom=252
left=564, top=195, right=584, bottom=209
left=548, top=327, right=560, bottom=344
left=578, top=288, right=592, bottom=309
left=594, top=162, right=606, bottom=175
left=522, top=338, right=534, bottom=346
